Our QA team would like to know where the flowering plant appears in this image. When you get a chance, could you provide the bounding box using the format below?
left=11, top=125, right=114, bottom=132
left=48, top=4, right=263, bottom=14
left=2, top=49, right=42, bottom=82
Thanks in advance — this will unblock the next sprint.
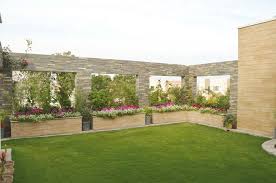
left=11, top=112, right=81, bottom=122
left=93, top=105, right=142, bottom=119
left=150, top=102, right=225, bottom=115
left=15, top=107, right=44, bottom=117
left=12, top=107, right=81, bottom=122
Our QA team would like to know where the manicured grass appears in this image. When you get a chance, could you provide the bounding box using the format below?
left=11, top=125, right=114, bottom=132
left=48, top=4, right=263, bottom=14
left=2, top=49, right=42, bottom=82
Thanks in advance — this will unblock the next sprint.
left=3, top=123, right=276, bottom=183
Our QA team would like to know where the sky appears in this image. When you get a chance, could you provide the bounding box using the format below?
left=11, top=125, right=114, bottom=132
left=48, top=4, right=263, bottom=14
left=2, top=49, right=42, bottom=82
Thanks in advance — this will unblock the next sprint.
left=1, top=0, right=276, bottom=65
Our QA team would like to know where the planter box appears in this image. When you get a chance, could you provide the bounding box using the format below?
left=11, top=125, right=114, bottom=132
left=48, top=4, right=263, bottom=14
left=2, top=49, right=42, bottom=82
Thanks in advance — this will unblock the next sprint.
left=152, top=111, right=224, bottom=128
left=145, top=115, right=153, bottom=125
left=82, top=120, right=92, bottom=131
left=11, top=117, right=82, bottom=138
left=152, top=111, right=189, bottom=124
left=93, top=114, right=145, bottom=130
left=185, top=111, right=224, bottom=128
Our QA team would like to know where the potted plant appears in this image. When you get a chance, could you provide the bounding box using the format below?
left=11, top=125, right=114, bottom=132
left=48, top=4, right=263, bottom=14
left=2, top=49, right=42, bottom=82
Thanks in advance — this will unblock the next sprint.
left=223, top=114, right=236, bottom=131
left=81, top=107, right=92, bottom=131
left=144, top=107, right=153, bottom=125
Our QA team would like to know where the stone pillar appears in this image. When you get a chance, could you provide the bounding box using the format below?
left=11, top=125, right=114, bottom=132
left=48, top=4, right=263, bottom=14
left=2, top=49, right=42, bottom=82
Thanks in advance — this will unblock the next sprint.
left=191, top=75, right=197, bottom=97
left=181, top=76, right=186, bottom=88
left=136, top=74, right=149, bottom=107
left=75, top=71, right=91, bottom=98
left=228, top=73, right=238, bottom=115
left=0, top=71, right=13, bottom=112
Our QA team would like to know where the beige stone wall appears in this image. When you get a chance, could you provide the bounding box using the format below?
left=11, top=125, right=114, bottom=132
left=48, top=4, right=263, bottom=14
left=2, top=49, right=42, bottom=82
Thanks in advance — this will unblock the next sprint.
left=152, top=111, right=224, bottom=128
left=152, top=111, right=188, bottom=124
left=93, top=114, right=145, bottom=130
left=11, top=117, right=82, bottom=138
left=238, top=19, right=276, bottom=137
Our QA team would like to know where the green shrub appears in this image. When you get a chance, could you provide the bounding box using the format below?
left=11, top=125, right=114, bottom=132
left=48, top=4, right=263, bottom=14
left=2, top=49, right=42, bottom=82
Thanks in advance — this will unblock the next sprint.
left=223, top=114, right=236, bottom=129
left=167, top=86, right=193, bottom=105
left=110, top=75, right=138, bottom=106
left=89, top=74, right=138, bottom=110
left=13, top=71, right=52, bottom=112
left=149, top=84, right=170, bottom=106
left=194, top=93, right=207, bottom=106
left=55, top=72, right=76, bottom=108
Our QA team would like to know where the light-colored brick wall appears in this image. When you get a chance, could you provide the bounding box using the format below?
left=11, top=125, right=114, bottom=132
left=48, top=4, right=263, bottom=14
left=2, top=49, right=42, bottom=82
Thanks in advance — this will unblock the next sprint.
left=93, top=114, right=145, bottom=130
left=11, top=117, right=82, bottom=138
left=152, top=111, right=224, bottom=128
left=237, top=19, right=276, bottom=137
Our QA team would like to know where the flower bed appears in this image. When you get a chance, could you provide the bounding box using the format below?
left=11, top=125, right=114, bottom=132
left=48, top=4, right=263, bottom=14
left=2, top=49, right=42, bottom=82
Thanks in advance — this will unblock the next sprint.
left=93, top=105, right=143, bottom=119
left=10, top=107, right=82, bottom=138
left=12, top=107, right=80, bottom=122
left=92, top=105, right=145, bottom=130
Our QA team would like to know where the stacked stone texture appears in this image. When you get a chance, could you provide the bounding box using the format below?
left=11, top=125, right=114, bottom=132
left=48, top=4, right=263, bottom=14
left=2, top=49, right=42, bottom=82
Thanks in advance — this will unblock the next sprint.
left=0, top=53, right=238, bottom=116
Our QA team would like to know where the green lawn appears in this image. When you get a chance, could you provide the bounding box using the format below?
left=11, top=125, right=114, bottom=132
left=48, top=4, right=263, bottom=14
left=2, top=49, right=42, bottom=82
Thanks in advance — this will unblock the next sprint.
left=3, top=122, right=276, bottom=183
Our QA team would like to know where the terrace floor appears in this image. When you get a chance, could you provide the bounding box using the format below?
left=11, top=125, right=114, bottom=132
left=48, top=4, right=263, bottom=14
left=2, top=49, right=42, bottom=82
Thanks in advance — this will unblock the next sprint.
left=3, top=122, right=276, bottom=183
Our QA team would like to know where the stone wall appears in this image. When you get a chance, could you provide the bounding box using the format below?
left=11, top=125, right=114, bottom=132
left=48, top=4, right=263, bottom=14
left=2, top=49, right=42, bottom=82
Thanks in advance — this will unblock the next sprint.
left=188, top=61, right=238, bottom=115
left=11, top=53, right=189, bottom=106
left=11, top=117, right=82, bottom=138
left=0, top=53, right=238, bottom=115
left=152, top=111, right=224, bottom=128
left=237, top=19, right=276, bottom=137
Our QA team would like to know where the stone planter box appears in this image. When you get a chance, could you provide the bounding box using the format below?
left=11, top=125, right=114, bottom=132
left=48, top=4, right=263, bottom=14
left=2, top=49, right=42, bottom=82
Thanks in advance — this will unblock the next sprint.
left=145, top=115, right=152, bottom=125
left=185, top=111, right=224, bottom=128
left=152, top=111, right=224, bottom=128
left=11, top=117, right=82, bottom=138
left=152, top=111, right=189, bottom=124
left=93, top=113, right=145, bottom=130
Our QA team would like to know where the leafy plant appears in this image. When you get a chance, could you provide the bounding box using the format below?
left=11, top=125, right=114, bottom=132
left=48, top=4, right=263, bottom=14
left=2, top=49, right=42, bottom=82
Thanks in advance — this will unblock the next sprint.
left=149, top=84, right=170, bottom=106
left=110, top=75, right=138, bottom=106
left=93, top=105, right=142, bottom=119
left=2, top=39, right=31, bottom=71
left=89, top=75, right=113, bottom=110
left=223, top=114, right=236, bottom=129
left=167, top=86, right=193, bottom=105
left=13, top=71, right=52, bottom=112
left=89, top=74, right=138, bottom=110
left=55, top=72, right=76, bottom=107
left=144, top=106, right=153, bottom=115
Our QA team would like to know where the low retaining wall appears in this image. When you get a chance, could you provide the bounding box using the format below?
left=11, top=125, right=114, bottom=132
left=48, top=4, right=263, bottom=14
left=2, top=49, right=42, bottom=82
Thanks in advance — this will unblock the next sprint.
left=93, top=114, right=145, bottom=130
left=152, top=111, right=224, bottom=128
left=11, top=117, right=82, bottom=138
left=9, top=112, right=224, bottom=138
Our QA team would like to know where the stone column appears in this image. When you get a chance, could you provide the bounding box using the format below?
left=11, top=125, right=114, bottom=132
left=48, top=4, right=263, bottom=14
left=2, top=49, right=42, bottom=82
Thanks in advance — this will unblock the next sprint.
left=191, top=75, right=197, bottom=97
left=0, top=71, right=13, bottom=112
left=136, top=74, right=149, bottom=107
left=75, top=71, right=91, bottom=98
left=181, top=76, right=186, bottom=88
